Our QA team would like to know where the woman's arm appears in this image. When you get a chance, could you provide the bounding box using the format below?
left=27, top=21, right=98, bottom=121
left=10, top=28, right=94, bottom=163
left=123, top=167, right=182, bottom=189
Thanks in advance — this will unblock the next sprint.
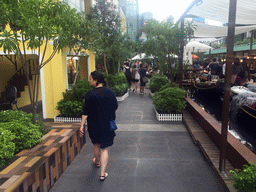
left=80, top=115, right=88, bottom=134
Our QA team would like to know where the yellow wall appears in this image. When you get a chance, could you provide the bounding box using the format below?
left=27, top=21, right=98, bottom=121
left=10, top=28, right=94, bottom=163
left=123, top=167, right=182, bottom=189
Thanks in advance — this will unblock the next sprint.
left=87, top=49, right=96, bottom=72
left=13, top=76, right=42, bottom=110
left=1, top=30, right=96, bottom=119
left=79, top=56, right=88, bottom=80
left=43, top=45, right=68, bottom=119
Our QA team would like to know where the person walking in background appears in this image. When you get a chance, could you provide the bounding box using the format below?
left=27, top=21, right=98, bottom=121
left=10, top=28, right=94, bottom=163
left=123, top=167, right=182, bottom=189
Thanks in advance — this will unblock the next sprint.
left=131, top=65, right=140, bottom=92
left=231, top=58, right=243, bottom=85
left=124, top=63, right=132, bottom=91
left=80, top=71, right=118, bottom=181
left=139, top=64, right=147, bottom=94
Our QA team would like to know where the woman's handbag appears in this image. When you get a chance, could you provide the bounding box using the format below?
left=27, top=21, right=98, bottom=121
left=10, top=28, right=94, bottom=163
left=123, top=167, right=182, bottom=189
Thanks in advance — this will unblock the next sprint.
left=92, top=90, right=118, bottom=131
left=110, top=120, right=118, bottom=131
left=135, top=71, right=140, bottom=80
left=143, top=76, right=148, bottom=83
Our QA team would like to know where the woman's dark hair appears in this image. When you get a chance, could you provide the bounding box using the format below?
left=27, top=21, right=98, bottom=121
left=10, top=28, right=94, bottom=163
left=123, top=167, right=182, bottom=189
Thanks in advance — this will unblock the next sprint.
left=91, top=71, right=106, bottom=86
left=133, top=65, right=136, bottom=68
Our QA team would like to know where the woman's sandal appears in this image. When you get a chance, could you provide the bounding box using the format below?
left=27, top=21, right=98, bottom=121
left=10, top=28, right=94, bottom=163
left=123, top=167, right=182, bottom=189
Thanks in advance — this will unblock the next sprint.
left=93, top=158, right=100, bottom=168
left=100, top=172, right=108, bottom=181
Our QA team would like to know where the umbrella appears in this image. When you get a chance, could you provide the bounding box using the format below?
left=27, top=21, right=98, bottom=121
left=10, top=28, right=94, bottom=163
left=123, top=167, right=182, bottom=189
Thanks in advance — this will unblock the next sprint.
left=185, top=41, right=213, bottom=53
left=192, top=54, right=199, bottom=59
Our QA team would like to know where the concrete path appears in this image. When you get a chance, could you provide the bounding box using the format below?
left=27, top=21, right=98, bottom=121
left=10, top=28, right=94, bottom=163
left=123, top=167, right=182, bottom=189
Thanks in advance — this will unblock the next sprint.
left=50, top=89, right=226, bottom=192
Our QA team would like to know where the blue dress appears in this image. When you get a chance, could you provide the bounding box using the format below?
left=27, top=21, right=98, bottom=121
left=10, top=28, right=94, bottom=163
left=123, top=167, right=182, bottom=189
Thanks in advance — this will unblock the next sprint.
left=82, top=87, right=118, bottom=148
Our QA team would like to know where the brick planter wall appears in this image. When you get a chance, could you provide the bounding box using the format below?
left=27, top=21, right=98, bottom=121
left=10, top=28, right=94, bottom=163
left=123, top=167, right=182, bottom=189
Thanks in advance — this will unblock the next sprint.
left=185, top=97, right=256, bottom=170
left=0, top=123, right=85, bottom=192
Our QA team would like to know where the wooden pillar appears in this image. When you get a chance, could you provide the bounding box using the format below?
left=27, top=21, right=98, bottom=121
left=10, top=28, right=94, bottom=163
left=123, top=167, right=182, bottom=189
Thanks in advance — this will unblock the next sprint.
left=179, top=19, right=185, bottom=88
left=219, top=0, right=237, bottom=173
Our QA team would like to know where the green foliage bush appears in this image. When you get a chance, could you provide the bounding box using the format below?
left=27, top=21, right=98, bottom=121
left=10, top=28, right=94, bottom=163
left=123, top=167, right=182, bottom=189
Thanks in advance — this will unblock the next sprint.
left=153, top=87, right=187, bottom=114
left=57, top=73, right=129, bottom=117
left=149, top=74, right=171, bottom=93
left=1, top=121, right=42, bottom=152
left=105, top=72, right=129, bottom=96
left=230, top=163, right=256, bottom=192
left=56, top=100, right=84, bottom=117
left=0, top=110, right=33, bottom=123
left=159, top=81, right=179, bottom=92
left=0, top=110, right=46, bottom=167
left=56, top=79, right=93, bottom=117
left=0, top=128, right=15, bottom=167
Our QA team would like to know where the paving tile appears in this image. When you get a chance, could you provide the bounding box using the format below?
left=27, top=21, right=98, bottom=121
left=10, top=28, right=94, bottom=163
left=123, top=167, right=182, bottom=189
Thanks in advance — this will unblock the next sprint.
left=49, top=90, right=226, bottom=192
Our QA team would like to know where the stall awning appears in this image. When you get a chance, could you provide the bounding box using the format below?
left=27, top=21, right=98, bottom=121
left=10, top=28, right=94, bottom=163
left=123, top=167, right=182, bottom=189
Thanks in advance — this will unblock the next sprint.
left=187, top=0, right=256, bottom=25
left=192, top=22, right=256, bottom=38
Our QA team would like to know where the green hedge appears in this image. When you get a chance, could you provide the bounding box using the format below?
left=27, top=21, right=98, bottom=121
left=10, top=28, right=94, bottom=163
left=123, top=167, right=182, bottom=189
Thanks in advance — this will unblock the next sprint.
left=0, top=128, right=15, bottom=167
left=105, top=72, right=129, bottom=96
left=230, top=162, right=256, bottom=192
left=153, top=87, right=187, bottom=114
left=56, top=73, right=129, bottom=117
left=56, top=79, right=93, bottom=117
left=0, top=110, right=46, bottom=168
left=149, top=74, right=171, bottom=93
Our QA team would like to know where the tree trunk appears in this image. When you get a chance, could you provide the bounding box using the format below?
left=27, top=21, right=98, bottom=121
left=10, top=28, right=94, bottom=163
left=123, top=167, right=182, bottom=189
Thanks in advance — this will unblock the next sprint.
left=104, top=53, right=108, bottom=75
left=32, top=105, right=37, bottom=124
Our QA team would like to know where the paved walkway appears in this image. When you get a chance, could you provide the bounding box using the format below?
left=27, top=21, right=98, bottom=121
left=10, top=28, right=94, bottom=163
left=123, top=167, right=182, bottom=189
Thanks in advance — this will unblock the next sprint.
left=50, top=89, right=226, bottom=192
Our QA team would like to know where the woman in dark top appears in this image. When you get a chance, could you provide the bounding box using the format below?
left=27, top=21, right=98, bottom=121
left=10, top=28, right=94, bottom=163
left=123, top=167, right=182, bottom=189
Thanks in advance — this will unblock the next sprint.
left=139, top=64, right=147, bottom=94
left=234, top=70, right=249, bottom=86
left=80, top=71, right=118, bottom=181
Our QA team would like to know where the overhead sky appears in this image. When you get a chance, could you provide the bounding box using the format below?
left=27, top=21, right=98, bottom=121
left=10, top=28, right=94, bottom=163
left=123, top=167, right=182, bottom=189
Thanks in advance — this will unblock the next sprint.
left=138, top=0, right=194, bottom=22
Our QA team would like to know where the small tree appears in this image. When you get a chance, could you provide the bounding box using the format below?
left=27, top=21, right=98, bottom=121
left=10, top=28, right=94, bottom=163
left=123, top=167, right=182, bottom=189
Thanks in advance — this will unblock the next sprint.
left=88, top=0, right=123, bottom=75
left=143, top=18, right=196, bottom=81
left=64, top=13, right=99, bottom=84
left=0, top=0, right=83, bottom=123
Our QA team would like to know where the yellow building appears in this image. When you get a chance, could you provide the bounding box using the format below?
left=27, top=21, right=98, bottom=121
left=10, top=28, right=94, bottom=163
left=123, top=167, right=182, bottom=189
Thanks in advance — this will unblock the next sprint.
left=0, top=0, right=95, bottom=120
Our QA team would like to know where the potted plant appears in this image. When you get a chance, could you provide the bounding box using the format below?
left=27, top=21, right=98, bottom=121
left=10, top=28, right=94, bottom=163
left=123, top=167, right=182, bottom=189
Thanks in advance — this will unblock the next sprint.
left=230, top=162, right=256, bottom=192
left=55, top=79, right=92, bottom=122
left=152, top=87, right=187, bottom=121
left=105, top=72, right=129, bottom=101
left=149, top=74, right=170, bottom=96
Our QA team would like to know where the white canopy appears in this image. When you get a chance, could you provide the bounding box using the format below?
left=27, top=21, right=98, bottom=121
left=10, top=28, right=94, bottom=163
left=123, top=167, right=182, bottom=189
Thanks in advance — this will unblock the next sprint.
left=131, top=53, right=154, bottom=60
left=185, top=41, right=213, bottom=52
left=192, top=22, right=256, bottom=38
left=187, top=0, right=256, bottom=25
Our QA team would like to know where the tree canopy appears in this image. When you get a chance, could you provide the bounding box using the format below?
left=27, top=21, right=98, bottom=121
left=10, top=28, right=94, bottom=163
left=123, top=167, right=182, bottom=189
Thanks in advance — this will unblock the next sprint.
left=142, top=18, right=196, bottom=80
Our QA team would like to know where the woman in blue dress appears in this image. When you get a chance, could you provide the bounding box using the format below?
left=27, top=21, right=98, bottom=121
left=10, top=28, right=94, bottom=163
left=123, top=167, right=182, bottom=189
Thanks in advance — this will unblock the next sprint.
left=80, top=71, right=118, bottom=181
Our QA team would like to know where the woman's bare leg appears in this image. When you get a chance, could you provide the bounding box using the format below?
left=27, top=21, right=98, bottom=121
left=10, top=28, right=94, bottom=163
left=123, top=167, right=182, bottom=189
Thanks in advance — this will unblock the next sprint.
left=93, top=144, right=101, bottom=165
left=135, top=82, right=138, bottom=91
left=100, top=147, right=109, bottom=177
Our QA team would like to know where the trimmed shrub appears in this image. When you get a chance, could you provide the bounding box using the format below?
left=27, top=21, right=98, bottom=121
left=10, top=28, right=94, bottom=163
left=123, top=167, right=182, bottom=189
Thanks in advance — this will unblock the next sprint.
left=56, top=100, right=84, bottom=117
left=149, top=75, right=170, bottom=93
left=56, top=79, right=92, bottom=117
left=105, top=72, right=129, bottom=96
left=159, top=81, right=179, bottom=92
left=0, top=110, right=33, bottom=123
left=0, top=110, right=46, bottom=167
left=0, top=128, right=15, bottom=167
left=1, top=121, right=43, bottom=152
left=230, top=163, right=256, bottom=192
left=153, top=87, right=187, bottom=114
